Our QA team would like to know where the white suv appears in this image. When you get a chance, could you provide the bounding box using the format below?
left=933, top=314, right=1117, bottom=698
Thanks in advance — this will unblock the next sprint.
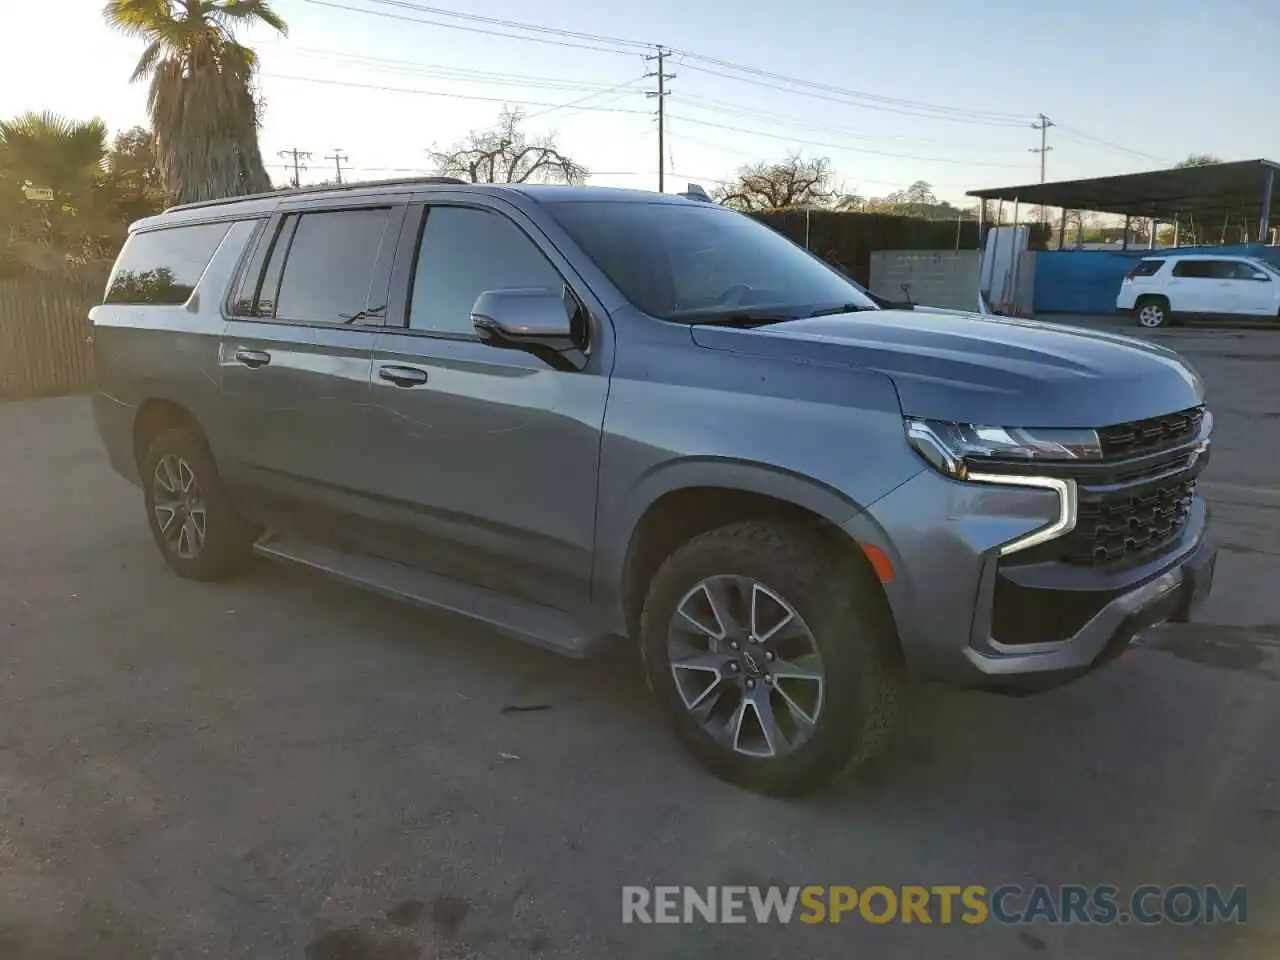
left=1116, top=254, right=1280, bottom=328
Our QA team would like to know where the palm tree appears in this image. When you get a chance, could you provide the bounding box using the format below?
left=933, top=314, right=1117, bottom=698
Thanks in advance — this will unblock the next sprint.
left=0, top=111, right=109, bottom=268
left=103, top=0, right=287, bottom=203
left=0, top=111, right=108, bottom=197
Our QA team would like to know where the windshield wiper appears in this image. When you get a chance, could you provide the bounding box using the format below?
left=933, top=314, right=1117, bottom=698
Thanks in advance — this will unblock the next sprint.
left=806, top=303, right=876, bottom=318
left=677, top=310, right=799, bottom=327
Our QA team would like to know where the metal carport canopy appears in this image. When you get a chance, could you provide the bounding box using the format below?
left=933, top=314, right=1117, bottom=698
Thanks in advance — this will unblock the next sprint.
left=966, top=159, right=1279, bottom=224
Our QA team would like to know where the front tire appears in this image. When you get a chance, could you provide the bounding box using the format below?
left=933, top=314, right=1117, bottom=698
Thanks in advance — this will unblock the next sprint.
left=142, top=427, right=256, bottom=581
left=639, top=521, right=901, bottom=797
left=1135, top=296, right=1169, bottom=328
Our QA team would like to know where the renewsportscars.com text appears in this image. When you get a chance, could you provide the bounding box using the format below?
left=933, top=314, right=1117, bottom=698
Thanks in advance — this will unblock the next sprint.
left=621, top=884, right=1247, bottom=926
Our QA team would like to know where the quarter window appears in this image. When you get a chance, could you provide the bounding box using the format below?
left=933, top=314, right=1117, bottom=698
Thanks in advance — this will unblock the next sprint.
left=408, top=206, right=564, bottom=336
left=271, top=208, right=394, bottom=324
left=1126, top=259, right=1164, bottom=278
left=104, top=222, right=231, bottom=305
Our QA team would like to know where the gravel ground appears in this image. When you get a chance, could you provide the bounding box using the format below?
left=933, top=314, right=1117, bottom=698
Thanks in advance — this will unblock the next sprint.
left=1, top=320, right=1278, bottom=959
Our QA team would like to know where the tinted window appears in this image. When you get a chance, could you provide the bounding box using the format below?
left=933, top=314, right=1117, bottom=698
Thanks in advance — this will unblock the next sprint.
left=229, top=218, right=278, bottom=315
left=545, top=200, right=877, bottom=321
left=273, top=208, right=393, bottom=323
left=1172, top=260, right=1217, bottom=279
left=1222, top=260, right=1267, bottom=280
left=409, top=206, right=563, bottom=335
left=250, top=215, right=300, bottom=318
left=1127, top=259, right=1164, bottom=278
left=104, top=222, right=231, bottom=305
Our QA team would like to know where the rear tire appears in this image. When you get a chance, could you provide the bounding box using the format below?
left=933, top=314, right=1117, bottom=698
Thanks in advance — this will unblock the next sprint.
left=1135, top=296, right=1169, bottom=328
left=638, top=521, right=902, bottom=797
left=141, top=427, right=257, bottom=581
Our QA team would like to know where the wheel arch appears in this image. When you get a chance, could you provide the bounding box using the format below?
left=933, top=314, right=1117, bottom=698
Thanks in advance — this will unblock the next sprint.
left=133, top=398, right=206, bottom=470
left=601, top=459, right=902, bottom=666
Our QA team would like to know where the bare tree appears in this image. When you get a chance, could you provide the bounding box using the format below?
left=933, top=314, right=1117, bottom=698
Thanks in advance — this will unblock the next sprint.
left=714, top=154, right=835, bottom=211
left=429, top=106, right=586, bottom=185
left=1176, top=153, right=1222, bottom=168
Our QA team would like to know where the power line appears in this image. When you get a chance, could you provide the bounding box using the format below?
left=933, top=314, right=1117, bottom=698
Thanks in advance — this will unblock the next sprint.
left=277, top=147, right=312, bottom=187
left=672, top=54, right=1031, bottom=126
left=325, top=149, right=349, bottom=184
left=291, top=0, right=1160, bottom=180
left=1053, top=124, right=1168, bottom=164
left=303, top=0, right=639, bottom=55
left=266, top=73, right=650, bottom=115
left=672, top=61, right=1027, bottom=128
left=523, top=79, right=647, bottom=120
left=281, top=47, right=633, bottom=92
left=333, top=0, right=652, bottom=50
left=645, top=45, right=675, bottom=192
left=662, top=113, right=1026, bottom=168
left=310, top=0, right=1032, bottom=127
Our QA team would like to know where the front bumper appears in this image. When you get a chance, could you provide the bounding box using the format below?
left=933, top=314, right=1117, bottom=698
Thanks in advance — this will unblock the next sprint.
left=845, top=466, right=1216, bottom=691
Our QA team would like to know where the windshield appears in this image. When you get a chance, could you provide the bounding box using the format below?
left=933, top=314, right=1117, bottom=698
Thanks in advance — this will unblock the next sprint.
left=1252, top=258, right=1280, bottom=278
left=543, top=200, right=878, bottom=322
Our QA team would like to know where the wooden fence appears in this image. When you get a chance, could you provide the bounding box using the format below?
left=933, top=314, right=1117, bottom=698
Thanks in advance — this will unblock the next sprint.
left=0, top=277, right=104, bottom=399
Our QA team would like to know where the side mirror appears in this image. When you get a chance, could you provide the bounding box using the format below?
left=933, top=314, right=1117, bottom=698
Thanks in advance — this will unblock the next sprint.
left=470, top=287, right=586, bottom=370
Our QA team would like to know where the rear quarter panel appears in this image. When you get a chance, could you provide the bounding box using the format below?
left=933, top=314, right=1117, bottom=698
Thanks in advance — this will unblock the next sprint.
left=91, top=218, right=262, bottom=476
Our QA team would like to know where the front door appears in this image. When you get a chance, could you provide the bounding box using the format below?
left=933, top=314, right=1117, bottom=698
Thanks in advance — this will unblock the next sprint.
left=365, top=199, right=611, bottom=611
left=219, top=203, right=405, bottom=522
left=1222, top=260, right=1279, bottom=316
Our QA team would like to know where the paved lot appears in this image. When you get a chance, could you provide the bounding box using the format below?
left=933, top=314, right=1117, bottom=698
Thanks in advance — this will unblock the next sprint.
left=2, top=321, right=1279, bottom=959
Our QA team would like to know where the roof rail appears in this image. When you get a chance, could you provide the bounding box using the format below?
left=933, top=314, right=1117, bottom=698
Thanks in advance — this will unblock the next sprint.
left=164, top=176, right=470, bottom=214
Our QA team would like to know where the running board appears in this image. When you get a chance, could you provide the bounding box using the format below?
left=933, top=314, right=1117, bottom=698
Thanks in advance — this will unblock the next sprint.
left=253, top=535, right=608, bottom=658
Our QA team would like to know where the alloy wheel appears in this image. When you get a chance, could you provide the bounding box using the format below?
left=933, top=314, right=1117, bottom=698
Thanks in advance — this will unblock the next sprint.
left=1138, top=303, right=1165, bottom=327
left=152, top=453, right=207, bottom=559
left=667, top=575, right=826, bottom=759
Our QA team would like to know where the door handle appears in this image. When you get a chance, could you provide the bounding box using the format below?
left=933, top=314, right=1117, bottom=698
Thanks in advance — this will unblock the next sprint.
left=234, top=348, right=271, bottom=369
left=378, top=364, right=429, bottom=387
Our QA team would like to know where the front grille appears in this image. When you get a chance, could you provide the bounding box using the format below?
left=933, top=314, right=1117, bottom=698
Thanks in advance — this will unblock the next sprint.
left=1062, top=477, right=1197, bottom=567
left=1097, top=406, right=1204, bottom=458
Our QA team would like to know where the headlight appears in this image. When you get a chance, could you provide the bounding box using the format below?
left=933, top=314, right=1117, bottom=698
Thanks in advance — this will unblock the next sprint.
left=905, top=418, right=1101, bottom=480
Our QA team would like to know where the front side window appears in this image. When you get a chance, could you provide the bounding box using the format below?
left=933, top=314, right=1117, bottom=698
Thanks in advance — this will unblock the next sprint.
left=104, top=222, right=232, bottom=305
left=272, top=208, right=393, bottom=323
left=544, top=200, right=877, bottom=321
left=1223, top=260, right=1269, bottom=280
left=408, top=206, right=564, bottom=336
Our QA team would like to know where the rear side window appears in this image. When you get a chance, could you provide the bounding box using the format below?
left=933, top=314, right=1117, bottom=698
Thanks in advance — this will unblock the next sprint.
left=1126, top=259, right=1164, bottom=278
left=1171, top=260, right=1217, bottom=279
left=104, top=222, right=231, bottom=305
left=270, top=208, right=394, bottom=324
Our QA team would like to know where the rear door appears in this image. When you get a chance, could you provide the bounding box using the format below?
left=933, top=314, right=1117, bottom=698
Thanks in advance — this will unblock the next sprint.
left=363, top=197, right=612, bottom=611
left=219, top=202, right=406, bottom=518
left=1167, top=259, right=1218, bottom=314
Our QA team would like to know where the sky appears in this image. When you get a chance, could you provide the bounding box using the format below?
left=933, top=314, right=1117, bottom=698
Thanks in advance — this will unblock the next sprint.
left=2, top=0, right=1276, bottom=205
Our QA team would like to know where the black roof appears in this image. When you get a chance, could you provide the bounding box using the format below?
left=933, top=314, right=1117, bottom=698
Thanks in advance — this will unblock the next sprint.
left=967, top=159, right=1279, bottom=223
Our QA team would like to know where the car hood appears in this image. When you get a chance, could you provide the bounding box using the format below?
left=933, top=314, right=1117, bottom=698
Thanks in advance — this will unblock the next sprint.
left=690, top=309, right=1205, bottom=427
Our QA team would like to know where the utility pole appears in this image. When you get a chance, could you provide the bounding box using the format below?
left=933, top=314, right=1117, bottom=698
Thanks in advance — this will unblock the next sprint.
left=1029, top=114, right=1054, bottom=183
left=277, top=147, right=312, bottom=188
left=325, top=149, right=349, bottom=185
left=645, top=46, right=675, bottom=193
left=1029, top=113, right=1054, bottom=228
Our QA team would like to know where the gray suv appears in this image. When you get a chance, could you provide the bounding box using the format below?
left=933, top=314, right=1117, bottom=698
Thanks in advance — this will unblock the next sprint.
left=91, top=178, right=1217, bottom=796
